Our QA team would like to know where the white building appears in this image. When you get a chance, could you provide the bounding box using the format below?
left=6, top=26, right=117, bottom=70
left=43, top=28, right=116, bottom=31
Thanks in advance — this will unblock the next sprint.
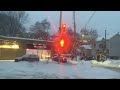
left=92, top=33, right=120, bottom=59
left=109, top=33, right=120, bottom=59
left=79, top=45, right=92, bottom=57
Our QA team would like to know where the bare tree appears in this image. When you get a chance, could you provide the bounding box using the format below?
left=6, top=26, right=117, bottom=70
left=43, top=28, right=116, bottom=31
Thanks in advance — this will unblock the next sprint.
left=80, top=28, right=98, bottom=44
left=65, top=27, right=98, bottom=53
left=30, top=19, right=51, bottom=40
left=0, top=11, right=29, bottom=37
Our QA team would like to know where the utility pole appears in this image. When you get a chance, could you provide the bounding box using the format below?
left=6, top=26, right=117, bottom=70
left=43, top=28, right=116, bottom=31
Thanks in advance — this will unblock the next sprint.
left=59, top=11, right=62, bottom=33
left=73, top=11, right=77, bottom=61
left=105, top=29, right=107, bottom=60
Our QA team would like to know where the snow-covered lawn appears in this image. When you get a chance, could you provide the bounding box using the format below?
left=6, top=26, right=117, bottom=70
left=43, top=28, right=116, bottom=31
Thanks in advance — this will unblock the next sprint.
left=0, top=60, right=120, bottom=79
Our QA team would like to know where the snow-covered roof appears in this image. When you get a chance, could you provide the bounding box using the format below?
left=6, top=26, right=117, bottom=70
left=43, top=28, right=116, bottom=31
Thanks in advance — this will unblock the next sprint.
left=0, top=35, right=54, bottom=43
left=96, top=32, right=120, bottom=42
left=80, top=45, right=92, bottom=49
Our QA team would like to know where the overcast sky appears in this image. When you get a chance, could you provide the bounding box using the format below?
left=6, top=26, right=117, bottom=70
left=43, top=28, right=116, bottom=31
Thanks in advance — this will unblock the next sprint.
left=25, top=11, right=120, bottom=40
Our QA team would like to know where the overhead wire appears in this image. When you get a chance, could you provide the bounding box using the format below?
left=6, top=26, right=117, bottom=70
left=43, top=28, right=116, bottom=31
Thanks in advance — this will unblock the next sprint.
left=82, top=11, right=96, bottom=30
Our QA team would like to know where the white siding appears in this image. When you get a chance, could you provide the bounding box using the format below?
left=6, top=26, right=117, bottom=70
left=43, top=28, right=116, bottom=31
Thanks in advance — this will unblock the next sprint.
left=92, top=33, right=120, bottom=58
left=109, top=34, right=120, bottom=57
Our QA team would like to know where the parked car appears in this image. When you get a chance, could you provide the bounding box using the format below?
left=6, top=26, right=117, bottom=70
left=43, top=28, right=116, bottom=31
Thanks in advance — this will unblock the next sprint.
left=15, top=54, right=39, bottom=62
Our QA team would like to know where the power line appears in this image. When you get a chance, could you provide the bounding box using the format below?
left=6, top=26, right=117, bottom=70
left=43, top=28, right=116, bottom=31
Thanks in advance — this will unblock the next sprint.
left=77, top=11, right=82, bottom=30
left=82, top=11, right=96, bottom=30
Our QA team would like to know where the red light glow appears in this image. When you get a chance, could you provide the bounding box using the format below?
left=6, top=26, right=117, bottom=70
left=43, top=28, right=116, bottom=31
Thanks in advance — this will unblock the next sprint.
left=63, top=24, right=66, bottom=27
left=61, top=24, right=66, bottom=33
left=54, top=32, right=73, bottom=54
left=60, top=39, right=64, bottom=47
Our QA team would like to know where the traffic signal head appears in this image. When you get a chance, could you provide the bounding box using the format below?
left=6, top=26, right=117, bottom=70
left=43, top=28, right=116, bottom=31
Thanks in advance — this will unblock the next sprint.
left=54, top=29, right=73, bottom=54
left=60, top=39, right=64, bottom=47
left=61, top=24, right=66, bottom=33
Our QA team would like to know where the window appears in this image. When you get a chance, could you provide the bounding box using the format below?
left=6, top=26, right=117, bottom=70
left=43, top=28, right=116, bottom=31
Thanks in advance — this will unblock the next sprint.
left=107, top=49, right=109, bottom=54
left=94, top=44, right=96, bottom=47
left=96, top=49, right=99, bottom=52
left=99, top=44, right=104, bottom=48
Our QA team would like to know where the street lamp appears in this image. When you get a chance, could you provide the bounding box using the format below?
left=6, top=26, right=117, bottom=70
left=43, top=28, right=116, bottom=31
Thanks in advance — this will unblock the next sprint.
left=81, top=34, right=85, bottom=44
left=82, top=34, right=85, bottom=37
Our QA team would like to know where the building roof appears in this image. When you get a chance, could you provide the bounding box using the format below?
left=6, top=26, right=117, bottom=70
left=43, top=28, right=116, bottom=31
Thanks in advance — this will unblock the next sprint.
left=80, top=45, right=92, bottom=49
left=109, top=33, right=120, bottom=40
left=0, top=35, right=54, bottom=43
left=96, top=32, right=120, bottom=42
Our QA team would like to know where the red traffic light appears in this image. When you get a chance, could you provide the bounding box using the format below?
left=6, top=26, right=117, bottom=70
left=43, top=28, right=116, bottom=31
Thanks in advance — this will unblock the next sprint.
left=54, top=29, right=73, bottom=54
left=60, top=39, right=64, bottom=47
left=63, top=24, right=66, bottom=27
left=61, top=24, right=66, bottom=33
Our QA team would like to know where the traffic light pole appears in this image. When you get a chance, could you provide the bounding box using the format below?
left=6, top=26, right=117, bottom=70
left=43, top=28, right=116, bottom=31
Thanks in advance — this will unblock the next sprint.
left=73, top=11, right=77, bottom=61
left=57, top=11, right=62, bottom=63
left=59, top=11, right=62, bottom=33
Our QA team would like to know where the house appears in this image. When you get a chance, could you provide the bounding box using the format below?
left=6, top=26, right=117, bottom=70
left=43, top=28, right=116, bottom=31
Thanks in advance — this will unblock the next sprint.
left=79, top=45, right=92, bottom=57
left=92, top=33, right=120, bottom=59
left=0, top=35, right=54, bottom=60
left=91, top=38, right=109, bottom=57
left=109, top=33, right=120, bottom=59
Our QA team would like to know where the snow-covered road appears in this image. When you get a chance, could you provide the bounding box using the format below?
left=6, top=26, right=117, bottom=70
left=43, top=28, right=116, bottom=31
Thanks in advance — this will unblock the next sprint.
left=0, top=60, right=120, bottom=79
